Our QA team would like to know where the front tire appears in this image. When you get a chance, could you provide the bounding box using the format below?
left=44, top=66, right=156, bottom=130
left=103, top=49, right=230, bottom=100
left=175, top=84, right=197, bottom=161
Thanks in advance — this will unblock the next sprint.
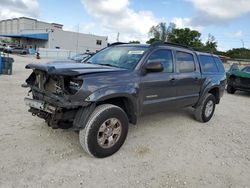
left=79, top=104, right=129, bottom=158
left=195, top=94, right=216, bottom=123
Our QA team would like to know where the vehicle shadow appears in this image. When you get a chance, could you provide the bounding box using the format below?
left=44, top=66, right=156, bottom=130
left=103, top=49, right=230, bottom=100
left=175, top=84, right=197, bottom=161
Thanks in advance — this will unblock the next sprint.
left=232, top=91, right=250, bottom=98
left=48, top=107, right=197, bottom=158
left=138, top=107, right=195, bottom=125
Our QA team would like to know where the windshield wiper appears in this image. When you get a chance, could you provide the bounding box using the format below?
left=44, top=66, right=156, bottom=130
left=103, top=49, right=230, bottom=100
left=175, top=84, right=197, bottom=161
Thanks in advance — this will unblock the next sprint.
left=85, top=61, right=91, bottom=64
left=98, top=63, right=120, bottom=68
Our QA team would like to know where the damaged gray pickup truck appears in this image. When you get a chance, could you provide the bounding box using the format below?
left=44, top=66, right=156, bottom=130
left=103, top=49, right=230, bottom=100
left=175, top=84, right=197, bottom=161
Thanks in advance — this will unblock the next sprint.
left=23, top=42, right=226, bottom=158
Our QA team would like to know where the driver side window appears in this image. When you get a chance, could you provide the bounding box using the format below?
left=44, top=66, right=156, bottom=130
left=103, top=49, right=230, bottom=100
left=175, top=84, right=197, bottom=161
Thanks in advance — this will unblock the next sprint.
left=147, top=49, right=173, bottom=73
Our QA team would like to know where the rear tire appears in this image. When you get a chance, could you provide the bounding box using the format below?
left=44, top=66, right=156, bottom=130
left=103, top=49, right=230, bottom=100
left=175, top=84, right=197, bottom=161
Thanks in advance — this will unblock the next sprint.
left=79, top=104, right=129, bottom=158
left=195, top=94, right=216, bottom=123
left=227, top=85, right=236, bottom=94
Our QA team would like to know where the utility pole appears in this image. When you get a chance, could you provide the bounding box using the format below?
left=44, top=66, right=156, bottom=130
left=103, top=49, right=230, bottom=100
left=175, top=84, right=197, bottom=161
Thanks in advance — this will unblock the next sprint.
left=76, top=24, right=79, bottom=52
left=116, top=32, right=120, bottom=42
left=240, top=39, right=245, bottom=48
left=48, top=29, right=54, bottom=49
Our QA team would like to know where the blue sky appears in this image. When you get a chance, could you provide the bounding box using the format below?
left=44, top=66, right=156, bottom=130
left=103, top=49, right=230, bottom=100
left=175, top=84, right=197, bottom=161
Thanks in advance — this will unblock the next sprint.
left=1, top=0, right=250, bottom=51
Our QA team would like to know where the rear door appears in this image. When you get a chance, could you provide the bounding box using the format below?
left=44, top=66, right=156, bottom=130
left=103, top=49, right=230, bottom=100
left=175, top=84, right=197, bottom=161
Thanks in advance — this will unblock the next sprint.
left=174, top=50, right=202, bottom=107
left=140, top=48, right=178, bottom=114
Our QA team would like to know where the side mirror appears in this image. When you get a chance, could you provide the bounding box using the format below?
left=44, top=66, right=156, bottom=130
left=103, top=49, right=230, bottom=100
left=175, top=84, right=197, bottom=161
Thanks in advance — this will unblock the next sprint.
left=145, top=62, right=164, bottom=73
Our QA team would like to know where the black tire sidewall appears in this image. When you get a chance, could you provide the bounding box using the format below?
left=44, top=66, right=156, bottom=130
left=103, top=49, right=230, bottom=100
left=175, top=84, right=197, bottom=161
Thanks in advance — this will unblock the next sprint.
left=201, top=94, right=216, bottom=122
left=87, top=107, right=128, bottom=158
left=227, top=85, right=236, bottom=94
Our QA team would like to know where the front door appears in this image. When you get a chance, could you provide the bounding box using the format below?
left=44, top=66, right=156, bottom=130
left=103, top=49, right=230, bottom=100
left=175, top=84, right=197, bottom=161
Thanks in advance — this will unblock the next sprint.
left=140, top=49, right=177, bottom=115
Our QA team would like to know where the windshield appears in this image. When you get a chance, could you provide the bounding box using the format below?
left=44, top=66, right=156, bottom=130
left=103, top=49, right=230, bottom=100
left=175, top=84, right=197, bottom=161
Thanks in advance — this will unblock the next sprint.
left=87, top=46, right=147, bottom=70
left=242, top=66, right=250, bottom=73
left=229, top=64, right=239, bottom=71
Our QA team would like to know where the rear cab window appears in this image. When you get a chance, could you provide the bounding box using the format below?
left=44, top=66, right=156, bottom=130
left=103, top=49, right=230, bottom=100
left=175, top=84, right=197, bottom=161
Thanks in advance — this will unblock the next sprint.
left=198, top=54, right=225, bottom=73
left=176, top=51, right=196, bottom=73
left=213, top=57, right=225, bottom=73
left=199, top=55, right=218, bottom=73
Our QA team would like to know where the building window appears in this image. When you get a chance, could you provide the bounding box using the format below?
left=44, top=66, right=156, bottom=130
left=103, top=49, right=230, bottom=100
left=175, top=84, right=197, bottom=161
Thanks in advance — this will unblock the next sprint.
left=96, top=40, right=102, bottom=45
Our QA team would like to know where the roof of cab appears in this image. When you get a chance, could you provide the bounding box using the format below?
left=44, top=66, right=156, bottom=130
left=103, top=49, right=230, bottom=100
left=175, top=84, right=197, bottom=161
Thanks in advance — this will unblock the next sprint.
left=195, top=51, right=219, bottom=57
left=111, top=43, right=150, bottom=48
left=110, top=42, right=219, bottom=57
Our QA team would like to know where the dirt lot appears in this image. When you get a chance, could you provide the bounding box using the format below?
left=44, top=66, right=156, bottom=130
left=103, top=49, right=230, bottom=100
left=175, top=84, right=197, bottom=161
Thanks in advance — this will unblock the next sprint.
left=0, top=54, right=250, bottom=188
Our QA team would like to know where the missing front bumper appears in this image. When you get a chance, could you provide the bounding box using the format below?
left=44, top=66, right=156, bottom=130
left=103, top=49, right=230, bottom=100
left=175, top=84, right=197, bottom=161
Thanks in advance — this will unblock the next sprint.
left=24, top=97, right=56, bottom=114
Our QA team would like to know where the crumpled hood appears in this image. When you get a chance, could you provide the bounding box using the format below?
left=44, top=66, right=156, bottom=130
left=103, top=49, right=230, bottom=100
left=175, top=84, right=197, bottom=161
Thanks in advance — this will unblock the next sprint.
left=25, top=61, right=126, bottom=76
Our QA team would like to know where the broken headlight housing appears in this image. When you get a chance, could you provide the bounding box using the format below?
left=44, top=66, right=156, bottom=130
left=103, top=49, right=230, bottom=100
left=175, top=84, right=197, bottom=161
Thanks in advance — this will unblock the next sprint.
left=64, top=78, right=83, bottom=95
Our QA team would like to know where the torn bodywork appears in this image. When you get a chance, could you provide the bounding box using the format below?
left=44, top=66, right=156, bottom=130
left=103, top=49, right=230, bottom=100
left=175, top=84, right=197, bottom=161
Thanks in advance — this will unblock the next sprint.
left=23, top=67, right=91, bottom=130
left=23, top=61, right=130, bottom=130
left=227, top=64, right=250, bottom=92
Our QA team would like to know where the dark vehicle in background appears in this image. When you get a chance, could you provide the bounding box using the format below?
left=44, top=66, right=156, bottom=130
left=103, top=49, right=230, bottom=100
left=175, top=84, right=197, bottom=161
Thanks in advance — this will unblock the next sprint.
left=3, top=45, right=29, bottom=55
left=226, top=64, right=250, bottom=93
left=23, top=42, right=226, bottom=158
left=70, top=52, right=94, bottom=62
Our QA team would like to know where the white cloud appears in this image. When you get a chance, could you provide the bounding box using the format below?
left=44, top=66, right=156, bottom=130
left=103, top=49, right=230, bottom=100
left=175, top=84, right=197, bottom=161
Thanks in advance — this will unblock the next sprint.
left=171, top=17, right=203, bottom=31
left=0, top=0, right=39, bottom=19
left=185, top=0, right=250, bottom=26
left=80, top=0, right=159, bottom=42
left=169, top=0, right=250, bottom=31
left=189, top=0, right=250, bottom=20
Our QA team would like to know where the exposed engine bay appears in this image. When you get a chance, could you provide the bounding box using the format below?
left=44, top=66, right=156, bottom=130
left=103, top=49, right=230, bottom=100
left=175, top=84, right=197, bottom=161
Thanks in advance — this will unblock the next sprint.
left=23, top=70, right=88, bottom=129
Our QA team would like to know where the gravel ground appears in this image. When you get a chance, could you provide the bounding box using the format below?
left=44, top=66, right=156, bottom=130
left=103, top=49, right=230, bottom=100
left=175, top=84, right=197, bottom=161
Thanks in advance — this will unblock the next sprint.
left=0, top=55, right=250, bottom=188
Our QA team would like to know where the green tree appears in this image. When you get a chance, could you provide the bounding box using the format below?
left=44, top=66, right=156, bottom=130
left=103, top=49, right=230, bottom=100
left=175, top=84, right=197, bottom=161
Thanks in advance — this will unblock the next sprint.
left=147, top=22, right=219, bottom=53
left=202, top=34, right=217, bottom=53
left=167, top=27, right=203, bottom=48
left=225, top=48, right=250, bottom=59
left=0, top=38, right=11, bottom=44
left=146, top=37, right=161, bottom=44
left=129, top=41, right=140, bottom=44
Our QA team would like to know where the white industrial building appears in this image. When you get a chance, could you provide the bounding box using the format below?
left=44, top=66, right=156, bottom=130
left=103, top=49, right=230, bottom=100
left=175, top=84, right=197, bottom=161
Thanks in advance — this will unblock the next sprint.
left=0, top=17, right=108, bottom=52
